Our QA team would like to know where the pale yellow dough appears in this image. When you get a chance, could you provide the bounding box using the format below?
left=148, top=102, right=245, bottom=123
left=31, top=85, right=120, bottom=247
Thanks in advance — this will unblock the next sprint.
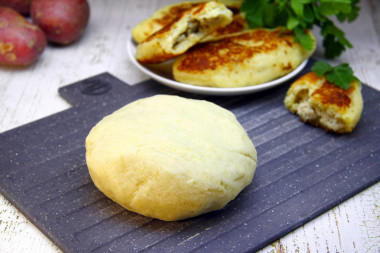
left=86, top=95, right=257, bottom=221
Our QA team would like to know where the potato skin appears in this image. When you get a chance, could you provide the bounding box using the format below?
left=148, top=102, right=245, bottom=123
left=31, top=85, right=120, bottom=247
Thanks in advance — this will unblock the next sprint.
left=0, top=7, right=46, bottom=67
left=0, top=0, right=31, bottom=15
left=31, top=0, right=90, bottom=45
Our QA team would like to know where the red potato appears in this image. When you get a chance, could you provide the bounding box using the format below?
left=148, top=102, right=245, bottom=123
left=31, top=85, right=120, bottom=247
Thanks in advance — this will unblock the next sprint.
left=0, top=0, right=31, bottom=15
left=31, top=0, right=90, bottom=45
left=0, top=7, right=46, bottom=67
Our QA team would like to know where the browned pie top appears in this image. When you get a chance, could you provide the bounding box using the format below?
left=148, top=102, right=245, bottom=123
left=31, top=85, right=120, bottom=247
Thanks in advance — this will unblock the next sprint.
left=298, top=72, right=354, bottom=110
left=153, top=3, right=199, bottom=26
left=145, top=2, right=245, bottom=42
left=209, top=11, right=247, bottom=37
left=176, top=28, right=295, bottom=72
left=144, top=3, right=207, bottom=43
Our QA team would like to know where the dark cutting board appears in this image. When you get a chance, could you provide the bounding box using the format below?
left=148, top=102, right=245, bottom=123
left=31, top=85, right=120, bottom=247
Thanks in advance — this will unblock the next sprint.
left=0, top=60, right=379, bottom=253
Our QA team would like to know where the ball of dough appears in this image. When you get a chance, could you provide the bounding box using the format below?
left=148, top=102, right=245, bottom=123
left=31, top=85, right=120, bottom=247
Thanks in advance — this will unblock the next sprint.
left=85, top=95, right=257, bottom=221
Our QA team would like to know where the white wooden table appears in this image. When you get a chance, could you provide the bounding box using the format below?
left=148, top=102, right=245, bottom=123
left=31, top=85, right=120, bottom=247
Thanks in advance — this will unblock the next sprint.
left=0, top=0, right=379, bottom=252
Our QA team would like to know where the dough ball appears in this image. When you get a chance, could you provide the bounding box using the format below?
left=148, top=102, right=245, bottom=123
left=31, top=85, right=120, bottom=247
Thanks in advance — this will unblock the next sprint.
left=86, top=95, right=257, bottom=221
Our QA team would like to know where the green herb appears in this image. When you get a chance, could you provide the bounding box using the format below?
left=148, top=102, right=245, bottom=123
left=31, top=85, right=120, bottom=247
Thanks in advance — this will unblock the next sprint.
left=240, top=0, right=360, bottom=59
left=311, top=61, right=359, bottom=89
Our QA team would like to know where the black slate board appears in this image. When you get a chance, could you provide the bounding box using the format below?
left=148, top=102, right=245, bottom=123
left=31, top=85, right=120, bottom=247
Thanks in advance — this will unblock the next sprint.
left=0, top=60, right=379, bottom=253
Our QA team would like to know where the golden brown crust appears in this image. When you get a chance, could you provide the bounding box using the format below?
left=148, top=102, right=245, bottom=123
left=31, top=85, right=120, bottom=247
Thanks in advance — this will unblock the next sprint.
left=293, top=72, right=354, bottom=112
left=153, top=3, right=200, bottom=27
left=173, top=28, right=315, bottom=88
left=176, top=29, right=296, bottom=72
left=313, top=81, right=353, bottom=111
left=136, top=1, right=233, bottom=64
left=132, top=1, right=246, bottom=43
left=144, top=2, right=209, bottom=43
left=284, top=72, right=363, bottom=134
left=294, top=70, right=321, bottom=84
left=202, top=11, right=248, bottom=41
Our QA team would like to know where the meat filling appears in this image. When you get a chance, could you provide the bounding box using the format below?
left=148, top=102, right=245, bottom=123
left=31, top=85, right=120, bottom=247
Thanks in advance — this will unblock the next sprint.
left=173, top=20, right=200, bottom=50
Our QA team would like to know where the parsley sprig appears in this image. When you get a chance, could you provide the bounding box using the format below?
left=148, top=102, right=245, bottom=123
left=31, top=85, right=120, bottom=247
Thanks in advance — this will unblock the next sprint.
left=311, top=61, right=359, bottom=89
left=240, top=0, right=360, bottom=59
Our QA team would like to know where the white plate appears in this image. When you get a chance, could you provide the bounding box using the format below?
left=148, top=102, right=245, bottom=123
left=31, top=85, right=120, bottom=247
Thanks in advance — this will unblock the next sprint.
left=127, top=38, right=308, bottom=96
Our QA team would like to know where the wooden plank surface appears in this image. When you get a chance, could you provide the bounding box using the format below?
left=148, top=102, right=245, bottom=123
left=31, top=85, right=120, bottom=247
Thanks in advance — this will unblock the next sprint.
left=0, top=0, right=379, bottom=252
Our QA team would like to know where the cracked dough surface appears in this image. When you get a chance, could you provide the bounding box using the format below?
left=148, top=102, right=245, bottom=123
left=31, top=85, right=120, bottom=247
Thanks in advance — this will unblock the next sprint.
left=86, top=95, right=257, bottom=221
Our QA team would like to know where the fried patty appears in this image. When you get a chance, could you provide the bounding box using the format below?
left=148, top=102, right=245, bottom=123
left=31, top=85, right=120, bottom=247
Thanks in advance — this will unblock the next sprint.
left=132, top=0, right=246, bottom=43
left=284, top=72, right=363, bottom=133
left=135, top=1, right=233, bottom=64
left=172, top=28, right=316, bottom=88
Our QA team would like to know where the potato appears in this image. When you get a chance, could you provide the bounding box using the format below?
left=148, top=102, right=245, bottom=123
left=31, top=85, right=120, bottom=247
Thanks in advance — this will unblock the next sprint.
left=0, top=7, right=46, bottom=67
left=0, top=0, right=31, bottom=15
left=31, top=0, right=90, bottom=45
